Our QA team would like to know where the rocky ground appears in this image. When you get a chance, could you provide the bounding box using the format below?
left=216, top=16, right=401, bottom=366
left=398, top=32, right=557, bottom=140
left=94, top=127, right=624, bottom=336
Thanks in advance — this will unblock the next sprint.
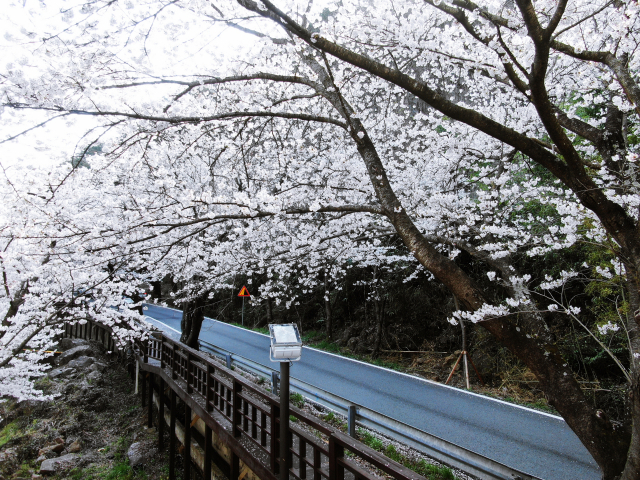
left=0, top=338, right=175, bottom=480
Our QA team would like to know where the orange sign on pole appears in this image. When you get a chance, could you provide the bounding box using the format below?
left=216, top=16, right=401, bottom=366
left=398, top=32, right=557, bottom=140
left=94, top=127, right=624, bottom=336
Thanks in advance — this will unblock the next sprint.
left=238, top=286, right=251, bottom=326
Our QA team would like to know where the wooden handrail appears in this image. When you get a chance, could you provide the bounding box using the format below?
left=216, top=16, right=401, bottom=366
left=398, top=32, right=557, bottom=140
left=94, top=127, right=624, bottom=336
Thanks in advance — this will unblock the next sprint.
left=65, top=320, right=428, bottom=480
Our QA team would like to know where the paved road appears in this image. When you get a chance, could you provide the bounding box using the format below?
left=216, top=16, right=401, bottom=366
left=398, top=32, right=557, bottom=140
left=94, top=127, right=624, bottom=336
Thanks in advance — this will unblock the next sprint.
left=142, top=303, right=599, bottom=480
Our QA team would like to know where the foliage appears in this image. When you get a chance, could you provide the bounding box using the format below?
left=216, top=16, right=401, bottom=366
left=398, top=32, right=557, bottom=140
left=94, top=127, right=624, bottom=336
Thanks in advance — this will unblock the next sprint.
left=358, top=430, right=456, bottom=480
left=0, top=420, right=20, bottom=448
left=290, top=392, right=305, bottom=409
left=1, top=0, right=640, bottom=476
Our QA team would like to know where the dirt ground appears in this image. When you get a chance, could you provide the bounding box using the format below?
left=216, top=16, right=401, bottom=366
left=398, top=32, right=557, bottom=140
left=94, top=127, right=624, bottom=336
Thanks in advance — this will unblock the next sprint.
left=0, top=339, right=176, bottom=480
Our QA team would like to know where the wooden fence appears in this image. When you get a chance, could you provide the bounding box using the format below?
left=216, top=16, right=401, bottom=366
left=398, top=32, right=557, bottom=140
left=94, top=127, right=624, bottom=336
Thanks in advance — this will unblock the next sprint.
left=64, top=322, right=428, bottom=480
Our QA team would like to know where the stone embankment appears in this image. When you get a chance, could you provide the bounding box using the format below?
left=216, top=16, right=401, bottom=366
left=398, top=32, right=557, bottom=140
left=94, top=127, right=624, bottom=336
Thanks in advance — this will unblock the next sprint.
left=0, top=337, right=171, bottom=479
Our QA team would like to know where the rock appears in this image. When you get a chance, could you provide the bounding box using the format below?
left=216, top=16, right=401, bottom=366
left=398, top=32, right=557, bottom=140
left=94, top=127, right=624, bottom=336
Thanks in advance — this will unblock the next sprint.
left=443, top=354, right=458, bottom=365
left=39, top=453, right=79, bottom=475
left=37, top=445, right=60, bottom=457
left=51, top=443, right=64, bottom=453
left=35, top=456, right=46, bottom=464
left=47, top=367, right=75, bottom=379
left=32, top=475, right=43, bottom=480
left=88, top=397, right=109, bottom=412
left=127, top=441, right=157, bottom=469
left=0, top=448, right=18, bottom=469
left=67, top=356, right=94, bottom=369
left=63, top=383, right=76, bottom=395
left=54, top=437, right=64, bottom=445
left=60, top=338, right=88, bottom=350
left=85, top=371, right=102, bottom=385
left=88, top=362, right=106, bottom=373
left=57, top=345, right=93, bottom=367
left=68, top=441, right=81, bottom=453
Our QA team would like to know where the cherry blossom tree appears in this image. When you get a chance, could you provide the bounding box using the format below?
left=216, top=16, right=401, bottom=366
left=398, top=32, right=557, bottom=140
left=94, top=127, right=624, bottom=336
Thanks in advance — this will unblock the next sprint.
left=1, top=0, right=639, bottom=477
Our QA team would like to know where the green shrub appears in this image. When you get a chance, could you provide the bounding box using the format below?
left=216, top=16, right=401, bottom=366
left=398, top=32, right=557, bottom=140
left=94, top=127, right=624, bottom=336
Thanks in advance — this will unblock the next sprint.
left=290, top=392, right=305, bottom=408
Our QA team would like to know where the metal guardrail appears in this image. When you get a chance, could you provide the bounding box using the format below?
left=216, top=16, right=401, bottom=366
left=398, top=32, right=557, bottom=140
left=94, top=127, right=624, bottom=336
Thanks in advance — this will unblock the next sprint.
left=198, top=339, right=540, bottom=480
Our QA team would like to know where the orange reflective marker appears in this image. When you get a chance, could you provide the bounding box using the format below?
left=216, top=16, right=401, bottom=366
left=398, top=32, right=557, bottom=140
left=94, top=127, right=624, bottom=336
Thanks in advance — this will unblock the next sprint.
left=238, top=286, right=251, bottom=326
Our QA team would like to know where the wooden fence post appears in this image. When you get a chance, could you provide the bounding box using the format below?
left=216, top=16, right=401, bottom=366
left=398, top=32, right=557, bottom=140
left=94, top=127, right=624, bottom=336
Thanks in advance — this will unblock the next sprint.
left=204, top=423, right=212, bottom=480
left=329, top=436, right=344, bottom=480
left=158, top=377, right=165, bottom=450
left=184, top=403, right=191, bottom=480
left=271, top=403, right=280, bottom=475
left=233, top=380, right=242, bottom=438
left=169, top=389, right=176, bottom=480
left=300, top=439, right=307, bottom=479
left=206, top=364, right=213, bottom=412
left=141, top=370, right=146, bottom=408
left=172, top=343, right=177, bottom=379
left=187, top=352, right=193, bottom=394
left=230, top=451, right=240, bottom=480
left=148, top=374, right=154, bottom=429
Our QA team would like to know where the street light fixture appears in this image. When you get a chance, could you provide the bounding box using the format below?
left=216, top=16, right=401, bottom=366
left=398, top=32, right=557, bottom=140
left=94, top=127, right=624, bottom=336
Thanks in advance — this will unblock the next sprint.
left=269, top=323, right=302, bottom=362
left=269, top=323, right=302, bottom=480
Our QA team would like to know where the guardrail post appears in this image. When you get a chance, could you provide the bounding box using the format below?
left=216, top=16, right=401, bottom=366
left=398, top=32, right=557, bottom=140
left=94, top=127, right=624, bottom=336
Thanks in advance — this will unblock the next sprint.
left=271, top=403, right=280, bottom=475
left=226, top=353, right=232, bottom=369
left=184, top=403, right=191, bottom=480
left=347, top=406, right=356, bottom=438
left=328, top=436, right=344, bottom=480
left=272, top=371, right=279, bottom=396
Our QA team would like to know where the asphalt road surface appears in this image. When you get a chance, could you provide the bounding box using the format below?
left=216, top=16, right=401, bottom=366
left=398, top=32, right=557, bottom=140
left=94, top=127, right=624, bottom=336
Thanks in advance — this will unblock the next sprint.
left=142, top=303, right=600, bottom=480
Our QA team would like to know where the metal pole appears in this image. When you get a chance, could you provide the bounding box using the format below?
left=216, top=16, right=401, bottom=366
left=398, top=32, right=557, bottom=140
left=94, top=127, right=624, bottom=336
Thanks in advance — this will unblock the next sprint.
left=242, top=296, right=245, bottom=326
left=280, top=361, right=290, bottom=480
left=347, top=405, right=356, bottom=437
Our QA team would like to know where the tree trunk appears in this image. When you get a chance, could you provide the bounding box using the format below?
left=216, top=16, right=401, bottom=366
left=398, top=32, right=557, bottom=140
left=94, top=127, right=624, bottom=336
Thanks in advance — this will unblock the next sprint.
left=350, top=123, right=630, bottom=477
left=150, top=280, right=162, bottom=302
left=621, top=267, right=640, bottom=480
left=255, top=31, right=633, bottom=474
left=265, top=297, right=274, bottom=324
left=180, top=294, right=207, bottom=349
left=622, top=373, right=640, bottom=480
left=372, top=298, right=385, bottom=357
left=324, top=270, right=333, bottom=340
